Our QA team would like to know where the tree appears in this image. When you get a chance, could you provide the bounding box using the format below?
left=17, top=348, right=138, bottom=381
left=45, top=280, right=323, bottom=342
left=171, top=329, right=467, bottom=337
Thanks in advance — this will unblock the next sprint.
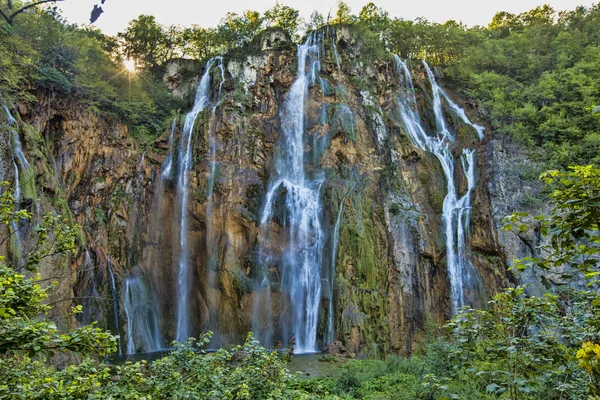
left=214, top=10, right=263, bottom=52
left=0, top=0, right=107, bottom=25
left=0, top=0, right=63, bottom=25
left=358, top=2, right=390, bottom=31
left=264, top=2, right=300, bottom=39
left=444, top=287, right=595, bottom=399
left=306, top=11, right=324, bottom=32
left=441, top=165, right=600, bottom=399
left=117, top=15, right=181, bottom=70
left=0, top=183, right=115, bottom=360
left=0, top=182, right=118, bottom=396
left=503, top=165, right=600, bottom=284
left=332, top=2, right=354, bottom=24
left=183, top=25, right=218, bottom=60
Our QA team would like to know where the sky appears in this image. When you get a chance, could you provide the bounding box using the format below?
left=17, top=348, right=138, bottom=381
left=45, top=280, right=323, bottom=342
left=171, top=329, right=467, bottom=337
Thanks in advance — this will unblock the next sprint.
left=57, top=0, right=597, bottom=36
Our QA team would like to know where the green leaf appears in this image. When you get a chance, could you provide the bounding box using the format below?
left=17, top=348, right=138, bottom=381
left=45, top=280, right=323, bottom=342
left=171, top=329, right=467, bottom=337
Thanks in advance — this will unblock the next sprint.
left=486, top=383, right=501, bottom=393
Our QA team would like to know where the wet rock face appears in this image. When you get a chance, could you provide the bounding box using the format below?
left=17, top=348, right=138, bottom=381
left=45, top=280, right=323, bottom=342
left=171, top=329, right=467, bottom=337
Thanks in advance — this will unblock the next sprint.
left=261, top=29, right=291, bottom=51
left=4, top=29, right=514, bottom=357
left=163, top=58, right=202, bottom=99
left=323, top=340, right=356, bottom=359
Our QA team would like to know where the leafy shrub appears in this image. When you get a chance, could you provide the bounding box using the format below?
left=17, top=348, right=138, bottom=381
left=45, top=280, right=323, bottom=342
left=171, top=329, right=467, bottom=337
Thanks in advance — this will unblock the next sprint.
left=149, top=332, right=290, bottom=399
left=36, top=65, right=72, bottom=94
left=444, top=288, right=596, bottom=399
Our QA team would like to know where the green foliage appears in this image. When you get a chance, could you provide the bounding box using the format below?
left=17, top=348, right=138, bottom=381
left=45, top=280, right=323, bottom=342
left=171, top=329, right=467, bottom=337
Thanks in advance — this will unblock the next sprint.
left=118, top=15, right=179, bottom=70
left=576, top=341, right=600, bottom=394
left=0, top=182, right=117, bottom=397
left=441, top=6, right=600, bottom=166
left=1, top=181, right=297, bottom=399
left=333, top=2, right=356, bottom=25
left=149, top=332, right=290, bottom=399
left=1, top=184, right=77, bottom=272
left=293, top=340, right=489, bottom=399
left=443, top=287, right=599, bottom=399
left=215, top=11, right=264, bottom=55
left=35, top=65, right=72, bottom=94
left=0, top=6, right=180, bottom=140
left=0, top=183, right=29, bottom=225
left=0, top=331, right=297, bottom=399
left=306, top=11, right=325, bottom=32
left=264, top=2, right=300, bottom=40
left=503, top=165, right=600, bottom=283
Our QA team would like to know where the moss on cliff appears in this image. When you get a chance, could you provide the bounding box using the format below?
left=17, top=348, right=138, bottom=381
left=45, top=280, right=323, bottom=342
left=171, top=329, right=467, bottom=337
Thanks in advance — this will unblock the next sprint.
left=334, top=183, right=391, bottom=357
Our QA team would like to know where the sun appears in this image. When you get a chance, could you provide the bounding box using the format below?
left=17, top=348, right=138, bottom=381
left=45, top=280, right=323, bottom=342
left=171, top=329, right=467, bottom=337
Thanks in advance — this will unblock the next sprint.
left=123, top=59, right=136, bottom=73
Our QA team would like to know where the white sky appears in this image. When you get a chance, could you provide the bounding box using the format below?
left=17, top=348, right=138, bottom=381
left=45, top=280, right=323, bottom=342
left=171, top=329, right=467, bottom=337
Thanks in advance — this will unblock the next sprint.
left=57, top=0, right=597, bottom=36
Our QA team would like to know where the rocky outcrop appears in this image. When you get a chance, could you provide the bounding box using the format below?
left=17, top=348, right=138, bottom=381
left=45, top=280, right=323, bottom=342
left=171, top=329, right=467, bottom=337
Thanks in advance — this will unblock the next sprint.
left=1, top=27, right=515, bottom=356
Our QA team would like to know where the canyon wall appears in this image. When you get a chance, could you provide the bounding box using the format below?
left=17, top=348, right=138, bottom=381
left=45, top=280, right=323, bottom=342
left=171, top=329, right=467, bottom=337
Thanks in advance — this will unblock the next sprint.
left=1, top=27, right=519, bottom=356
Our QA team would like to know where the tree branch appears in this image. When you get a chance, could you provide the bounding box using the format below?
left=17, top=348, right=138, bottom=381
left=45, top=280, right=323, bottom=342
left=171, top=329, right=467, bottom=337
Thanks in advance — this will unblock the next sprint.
left=0, top=7, right=10, bottom=23
left=4, top=0, right=64, bottom=24
left=46, top=296, right=111, bottom=307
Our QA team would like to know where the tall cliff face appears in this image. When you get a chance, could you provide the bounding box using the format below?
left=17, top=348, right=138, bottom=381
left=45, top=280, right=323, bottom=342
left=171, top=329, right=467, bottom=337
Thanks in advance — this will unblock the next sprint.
left=1, top=27, right=510, bottom=356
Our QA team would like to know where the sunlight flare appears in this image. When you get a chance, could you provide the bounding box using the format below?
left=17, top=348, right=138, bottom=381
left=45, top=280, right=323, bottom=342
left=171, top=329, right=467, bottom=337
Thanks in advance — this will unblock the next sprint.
left=123, top=58, right=136, bottom=73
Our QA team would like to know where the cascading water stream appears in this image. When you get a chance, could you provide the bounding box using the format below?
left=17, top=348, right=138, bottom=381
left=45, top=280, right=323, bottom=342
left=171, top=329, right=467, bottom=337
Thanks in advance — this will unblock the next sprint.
left=84, top=250, right=99, bottom=297
left=121, top=150, right=165, bottom=354
left=331, top=35, right=341, bottom=75
left=123, top=279, right=136, bottom=355
left=175, top=57, right=220, bottom=342
left=9, top=138, right=23, bottom=267
left=11, top=131, right=34, bottom=200
left=205, top=59, right=225, bottom=327
left=3, top=103, right=33, bottom=268
left=256, top=34, right=325, bottom=353
left=394, top=57, right=485, bottom=312
left=79, top=250, right=100, bottom=325
left=107, top=254, right=122, bottom=355
left=123, top=274, right=163, bottom=354
left=139, top=151, right=146, bottom=170
left=3, top=104, right=16, bottom=126
left=423, top=64, right=485, bottom=140
left=161, top=118, right=177, bottom=180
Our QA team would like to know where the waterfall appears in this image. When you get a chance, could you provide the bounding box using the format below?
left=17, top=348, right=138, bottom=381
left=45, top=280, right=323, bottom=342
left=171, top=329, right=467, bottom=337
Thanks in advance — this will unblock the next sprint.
left=205, top=59, right=225, bottom=329
left=5, top=106, right=34, bottom=202
left=256, top=33, right=325, bottom=353
left=107, top=254, right=122, bottom=354
left=85, top=250, right=98, bottom=296
left=3, top=103, right=34, bottom=269
left=423, top=64, right=485, bottom=140
left=331, top=36, right=341, bottom=74
left=9, top=144, right=23, bottom=268
left=121, top=150, right=165, bottom=354
left=123, top=274, right=163, bottom=354
left=175, top=57, right=220, bottom=343
left=326, top=182, right=357, bottom=344
left=79, top=250, right=100, bottom=325
left=161, top=118, right=177, bottom=180
left=139, top=151, right=146, bottom=170
left=3, top=104, right=16, bottom=126
left=394, top=57, right=485, bottom=313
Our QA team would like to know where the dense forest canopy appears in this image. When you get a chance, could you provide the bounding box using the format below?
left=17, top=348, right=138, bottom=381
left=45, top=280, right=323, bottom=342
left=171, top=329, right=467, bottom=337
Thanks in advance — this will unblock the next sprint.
left=1, top=1, right=600, bottom=399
